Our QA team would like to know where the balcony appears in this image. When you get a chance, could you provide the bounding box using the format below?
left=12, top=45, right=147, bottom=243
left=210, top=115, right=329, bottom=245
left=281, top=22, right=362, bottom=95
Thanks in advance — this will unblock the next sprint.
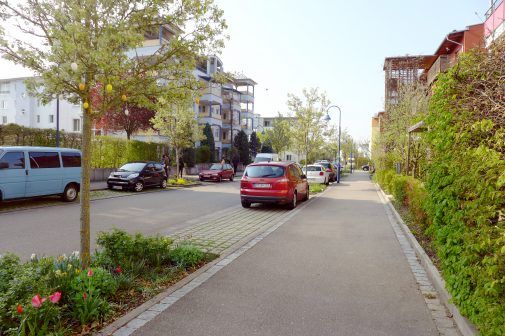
left=239, top=92, right=254, bottom=103
left=427, top=55, right=454, bottom=86
left=485, top=0, right=505, bottom=45
left=199, top=85, right=223, bottom=105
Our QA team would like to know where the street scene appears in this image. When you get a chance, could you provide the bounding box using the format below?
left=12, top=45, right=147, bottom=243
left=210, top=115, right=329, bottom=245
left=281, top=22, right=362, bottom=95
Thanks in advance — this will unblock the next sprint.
left=0, top=0, right=504, bottom=335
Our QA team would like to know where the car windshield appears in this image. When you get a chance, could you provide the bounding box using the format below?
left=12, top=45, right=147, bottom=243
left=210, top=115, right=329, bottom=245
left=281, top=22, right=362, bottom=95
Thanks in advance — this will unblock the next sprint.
left=305, top=166, right=322, bottom=172
left=118, top=163, right=146, bottom=172
left=246, top=165, right=284, bottom=178
left=210, top=164, right=223, bottom=170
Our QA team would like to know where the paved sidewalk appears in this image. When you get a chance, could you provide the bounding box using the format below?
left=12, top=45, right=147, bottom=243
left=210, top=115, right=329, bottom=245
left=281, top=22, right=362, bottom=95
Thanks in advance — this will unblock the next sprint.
left=130, top=173, right=447, bottom=336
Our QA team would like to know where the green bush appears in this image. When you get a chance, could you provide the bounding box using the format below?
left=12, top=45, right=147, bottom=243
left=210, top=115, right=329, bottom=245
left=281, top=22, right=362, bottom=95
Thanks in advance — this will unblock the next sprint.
left=390, top=175, right=409, bottom=206
left=183, top=148, right=196, bottom=168
left=96, top=229, right=173, bottom=273
left=196, top=145, right=211, bottom=163
left=423, top=46, right=505, bottom=335
left=169, top=245, right=205, bottom=268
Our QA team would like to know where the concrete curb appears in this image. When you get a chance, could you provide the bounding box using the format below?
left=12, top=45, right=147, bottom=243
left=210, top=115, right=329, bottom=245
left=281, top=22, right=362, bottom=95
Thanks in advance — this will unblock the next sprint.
left=375, top=184, right=477, bottom=336
left=96, top=181, right=331, bottom=335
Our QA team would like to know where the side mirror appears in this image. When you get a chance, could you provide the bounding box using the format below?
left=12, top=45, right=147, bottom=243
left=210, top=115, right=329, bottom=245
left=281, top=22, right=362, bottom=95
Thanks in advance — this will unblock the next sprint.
left=0, top=162, right=9, bottom=169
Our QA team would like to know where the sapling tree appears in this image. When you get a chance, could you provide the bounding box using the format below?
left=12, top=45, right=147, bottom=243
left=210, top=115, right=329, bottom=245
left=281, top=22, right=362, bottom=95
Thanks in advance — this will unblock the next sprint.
left=0, top=0, right=226, bottom=266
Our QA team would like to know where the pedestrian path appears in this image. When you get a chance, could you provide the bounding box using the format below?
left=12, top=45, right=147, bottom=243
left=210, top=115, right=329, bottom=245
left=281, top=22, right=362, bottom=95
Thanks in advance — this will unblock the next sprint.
left=121, top=172, right=456, bottom=336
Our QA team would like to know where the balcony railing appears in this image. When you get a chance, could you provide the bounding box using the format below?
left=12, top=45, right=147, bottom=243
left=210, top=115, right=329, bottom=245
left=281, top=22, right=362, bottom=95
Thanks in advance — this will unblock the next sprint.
left=427, top=55, right=454, bottom=86
left=486, top=0, right=504, bottom=18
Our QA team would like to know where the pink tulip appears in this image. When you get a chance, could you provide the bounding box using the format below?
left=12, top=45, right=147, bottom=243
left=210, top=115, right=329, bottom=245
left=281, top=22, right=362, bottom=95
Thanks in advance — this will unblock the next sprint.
left=31, top=294, right=43, bottom=308
left=87, top=268, right=93, bottom=277
left=49, top=291, right=61, bottom=304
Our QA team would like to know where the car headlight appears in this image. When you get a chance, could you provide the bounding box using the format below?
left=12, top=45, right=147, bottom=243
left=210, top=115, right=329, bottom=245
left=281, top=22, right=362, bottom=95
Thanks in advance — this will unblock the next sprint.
left=108, top=173, right=114, bottom=178
left=127, top=173, right=139, bottom=179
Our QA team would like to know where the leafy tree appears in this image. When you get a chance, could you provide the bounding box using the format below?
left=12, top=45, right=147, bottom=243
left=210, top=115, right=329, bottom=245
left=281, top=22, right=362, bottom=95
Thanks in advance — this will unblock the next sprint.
left=96, top=104, right=155, bottom=140
left=183, top=147, right=196, bottom=168
left=260, top=140, right=273, bottom=153
left=201, top=123, right=216, bottom=162
left=263, top=113, right=292, bottom=156
left=249, top=132, right=261, bottom=158
left=0, top=0, right=226, bottom=266
left=196, top=145, right=211, bottom=163
left=288, top=88, right=329, bottom=168
left=152, top=98, right=203, bottom=178
left=233, top=130, right=250, bottom=164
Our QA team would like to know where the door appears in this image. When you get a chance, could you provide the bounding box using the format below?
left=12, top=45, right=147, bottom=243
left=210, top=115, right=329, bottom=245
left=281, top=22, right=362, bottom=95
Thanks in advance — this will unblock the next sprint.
left=290, top=165, right=306, bottom=199
left=143, top=164, right=156, bottom=186
left=26, top=151, right=63, bottom=197
left=224, top=164, right=232, bottom=178
left=154, top=163, right=165, bottom=183
left=0, top=151, right=27, bottom=200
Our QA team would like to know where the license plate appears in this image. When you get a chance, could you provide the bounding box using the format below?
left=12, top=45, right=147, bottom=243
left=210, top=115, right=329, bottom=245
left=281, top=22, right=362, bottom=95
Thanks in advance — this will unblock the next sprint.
left=254, top=183, right=271, bottom=188
left=112, top=185, right=122, bottom=190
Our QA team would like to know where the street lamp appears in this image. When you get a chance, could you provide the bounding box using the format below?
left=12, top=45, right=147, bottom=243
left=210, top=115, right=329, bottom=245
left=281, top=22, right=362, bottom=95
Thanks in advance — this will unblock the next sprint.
left=324, top=105, right=342, bottom=183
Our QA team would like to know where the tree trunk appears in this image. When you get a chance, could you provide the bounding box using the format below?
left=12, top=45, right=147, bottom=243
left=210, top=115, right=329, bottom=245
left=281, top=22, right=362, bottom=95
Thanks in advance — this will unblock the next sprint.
left=126, top=131, right=131, bottom=140
left=80, top=108, right=92, bottom=268
left=175, top=147, right=179, bottom=179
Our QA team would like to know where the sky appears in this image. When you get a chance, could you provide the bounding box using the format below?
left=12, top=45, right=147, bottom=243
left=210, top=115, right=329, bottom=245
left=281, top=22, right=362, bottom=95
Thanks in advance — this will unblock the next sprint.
left=0, top=0, right=490, bottom=141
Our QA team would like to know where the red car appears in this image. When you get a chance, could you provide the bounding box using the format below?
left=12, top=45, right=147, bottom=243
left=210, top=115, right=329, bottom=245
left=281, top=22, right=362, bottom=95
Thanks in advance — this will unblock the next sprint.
left=240, top=162, right=309, bottom=209
left=199, top=163, right=235, bottom=182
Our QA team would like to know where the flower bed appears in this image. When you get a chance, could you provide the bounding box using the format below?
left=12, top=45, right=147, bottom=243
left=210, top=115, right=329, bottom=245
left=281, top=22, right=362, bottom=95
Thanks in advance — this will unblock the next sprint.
left=0, top=229, right=216, bottom=335
left=167, top=178, right=195, bottom=186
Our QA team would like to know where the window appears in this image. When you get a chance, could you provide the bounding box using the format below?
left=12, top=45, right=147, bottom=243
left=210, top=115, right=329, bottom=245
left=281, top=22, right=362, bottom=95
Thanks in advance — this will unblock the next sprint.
left=245, top=165, right=284, bottom=178
left=264, top=121, right=271, bottom=127
left=213, top=128, right=220, bottom=140
left=73, top=119, right=81, bottom=132
left=199, top=105, right=205, bottom=113
left=49, top=115, right=54, bottom=123
left=0, top=82, right=10, bottom=94
left=2, top=116, right=6, bottom=124
left=154, top=163, right=163, bottom=171
left=146, top=163, right=156, bottom=172
left=222, top=131, right=227, bottom=140
left=0, top=152, right=25, bottom=169
left=29, top=152, right=60, bottom=169
left=37, top=115, right=40, bottom=123
left=61, top=152, right=81, bottom=167
left=286, top=154, right=292, bottom=161
left=0, top=100, right=6, bottom=109
left=223, top=112, right=227, bottom=120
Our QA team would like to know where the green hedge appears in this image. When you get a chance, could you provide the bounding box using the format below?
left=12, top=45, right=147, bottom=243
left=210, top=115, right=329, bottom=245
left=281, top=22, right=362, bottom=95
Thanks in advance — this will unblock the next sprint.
left=0, top=124, right=166, bottom=168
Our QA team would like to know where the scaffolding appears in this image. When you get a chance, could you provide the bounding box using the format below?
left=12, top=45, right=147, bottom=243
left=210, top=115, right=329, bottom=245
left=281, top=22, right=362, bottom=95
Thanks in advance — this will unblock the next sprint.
left=383, top=56, right=436, bottom=107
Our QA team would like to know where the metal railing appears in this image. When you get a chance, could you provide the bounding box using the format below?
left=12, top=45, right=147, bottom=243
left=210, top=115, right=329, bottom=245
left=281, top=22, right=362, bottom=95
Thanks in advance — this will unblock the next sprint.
left=486, top=0, right=504, bottom=18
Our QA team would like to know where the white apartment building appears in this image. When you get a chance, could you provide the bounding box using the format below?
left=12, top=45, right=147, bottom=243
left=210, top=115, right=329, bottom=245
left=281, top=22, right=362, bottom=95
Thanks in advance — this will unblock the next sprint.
left=0, top=77, right=82, bottom=132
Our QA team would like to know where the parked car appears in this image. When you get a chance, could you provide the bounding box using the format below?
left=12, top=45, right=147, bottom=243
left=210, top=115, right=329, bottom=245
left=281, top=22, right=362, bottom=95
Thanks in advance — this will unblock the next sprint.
left=362, top=164, right=370, bottom=171
left=254, top=153, right=280, bottom=163
left=0, top=146, right=81, bottom=202
left=107, top=161, right=167, bottom=192
left=314, top=161, right=337, bottom=182
left=240, top=162, right=309, bottom=210
left=199, top=163, right=234, bottom=182
left=302, top=164, right=330, bottom=185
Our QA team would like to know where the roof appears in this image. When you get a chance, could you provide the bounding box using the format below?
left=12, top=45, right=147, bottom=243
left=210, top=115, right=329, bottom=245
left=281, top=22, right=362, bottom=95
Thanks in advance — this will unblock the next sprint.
left=433, top=29, right=465, bottom=56
left=0, top=146, right=80, bottom=152
left=383, top=55, right=437, bottom=71
left=248, top=161, right=291, bottom=167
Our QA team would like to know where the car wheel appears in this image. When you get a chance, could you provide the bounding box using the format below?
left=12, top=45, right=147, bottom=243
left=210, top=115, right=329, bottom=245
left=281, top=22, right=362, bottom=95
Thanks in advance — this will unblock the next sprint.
left=62, top=183, right=79, bottom=202
left=287, top=191, right=297, bottom=210
left=241, top=200, right=251, bottom=208
left=303, top=186, right=309, bottom=201
left=107, top=184, right=113, bottom=190
left=230, top=174, right=234, bottom=182
left=160, top=179, right=167, bottom=188
left=134, top=181, right=144, bottom=192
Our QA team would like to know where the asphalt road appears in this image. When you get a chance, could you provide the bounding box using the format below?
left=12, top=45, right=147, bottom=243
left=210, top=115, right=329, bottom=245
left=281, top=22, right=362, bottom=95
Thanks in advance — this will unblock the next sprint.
left=0, top=181, right=240, bottom=259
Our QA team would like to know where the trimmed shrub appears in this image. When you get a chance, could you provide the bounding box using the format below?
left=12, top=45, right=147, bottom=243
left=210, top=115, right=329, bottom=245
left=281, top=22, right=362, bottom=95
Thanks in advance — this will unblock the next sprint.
left=169, top=245, right=205, bottom=268
left=390, top=175, right=409, bottom=206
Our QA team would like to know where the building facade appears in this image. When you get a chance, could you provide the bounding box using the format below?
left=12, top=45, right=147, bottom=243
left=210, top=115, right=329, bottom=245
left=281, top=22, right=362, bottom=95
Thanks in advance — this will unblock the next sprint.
left=485, top=0, right=505, bottom=46
left=0, top=77, right=82, bottom=133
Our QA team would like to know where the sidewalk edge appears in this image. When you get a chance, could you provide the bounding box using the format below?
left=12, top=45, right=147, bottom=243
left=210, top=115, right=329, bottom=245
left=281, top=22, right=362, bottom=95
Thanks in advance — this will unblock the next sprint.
left=375, top=184, right=477, bottom=336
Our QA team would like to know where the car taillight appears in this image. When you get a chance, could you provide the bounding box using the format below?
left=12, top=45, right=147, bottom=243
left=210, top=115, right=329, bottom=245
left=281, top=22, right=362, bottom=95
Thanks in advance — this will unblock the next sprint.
left=319, top=171, right=324, bottom=176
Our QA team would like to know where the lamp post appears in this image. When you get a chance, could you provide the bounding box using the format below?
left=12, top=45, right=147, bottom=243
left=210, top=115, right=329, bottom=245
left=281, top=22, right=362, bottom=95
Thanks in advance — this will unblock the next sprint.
left=56, top=96, right=60, bottom=147
left=324, top=105, right=342, bottom=183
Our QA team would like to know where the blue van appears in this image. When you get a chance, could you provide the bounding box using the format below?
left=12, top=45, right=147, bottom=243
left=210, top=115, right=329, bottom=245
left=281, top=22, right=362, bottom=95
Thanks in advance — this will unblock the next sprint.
left=0, top=146, right=81, bottom=202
